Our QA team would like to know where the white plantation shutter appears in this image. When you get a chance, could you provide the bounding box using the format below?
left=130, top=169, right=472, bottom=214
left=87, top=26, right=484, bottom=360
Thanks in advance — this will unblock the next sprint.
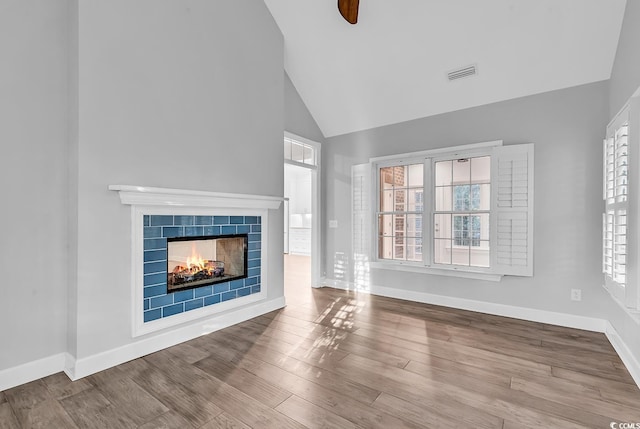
left=352, top=163, right=372, bottom=260
left=603, top=118, right=629, bottom=302
left=491, top=144, right=534, bottom=276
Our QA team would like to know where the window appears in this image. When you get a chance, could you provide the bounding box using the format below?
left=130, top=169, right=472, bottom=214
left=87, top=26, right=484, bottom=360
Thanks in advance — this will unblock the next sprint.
left=353, top=141, right=534, bottom=279
left=602, top=99, right=639, bottom=311
left=284, top=136, right=316, bottom=166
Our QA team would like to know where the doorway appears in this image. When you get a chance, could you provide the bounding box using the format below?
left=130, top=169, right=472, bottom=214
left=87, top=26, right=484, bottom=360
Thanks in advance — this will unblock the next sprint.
left=283, top=133, right=320, bottom=297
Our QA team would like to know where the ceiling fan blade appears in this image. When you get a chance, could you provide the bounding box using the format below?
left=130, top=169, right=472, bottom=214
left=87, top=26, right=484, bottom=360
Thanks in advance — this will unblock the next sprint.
left=338, top=0, right=359, bottom=24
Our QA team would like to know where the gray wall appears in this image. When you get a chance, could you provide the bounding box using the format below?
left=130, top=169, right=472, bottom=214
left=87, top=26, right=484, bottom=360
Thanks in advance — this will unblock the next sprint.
left=0, top=1, right=70, bottom=371
left=284, top=72, right=325, bottom=144
left=609, top=0, right=640, bottom=117
left=70, top=0, right=284, bottom=359
left=323, top=81, right=616, bottom=320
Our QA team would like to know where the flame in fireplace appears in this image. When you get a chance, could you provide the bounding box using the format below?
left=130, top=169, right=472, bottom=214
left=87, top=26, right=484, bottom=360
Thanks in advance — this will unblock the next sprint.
left=185, top=245, right=206, bottom=272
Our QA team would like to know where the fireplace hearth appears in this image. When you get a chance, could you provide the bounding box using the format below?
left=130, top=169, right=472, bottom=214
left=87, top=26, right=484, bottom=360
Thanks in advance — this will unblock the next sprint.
left=167, top=234, right=248, bottom=293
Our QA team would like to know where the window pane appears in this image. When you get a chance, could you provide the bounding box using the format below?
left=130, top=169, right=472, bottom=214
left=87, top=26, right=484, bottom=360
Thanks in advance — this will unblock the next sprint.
left=435, top=160, right=452, bottom=186
left=452, top=158, right=471, bottom=183
left=471, top=156, right=491, bottom=183
left=408, top=163, right=423, bottom=187
left=452, top=245, right=470, bottom=266
left=381, top=167, right=394, bottom=189
left=380, top=189, right=393, bottom=212
left=379, top=236, right=393, bottom=259
left=453, top=185, right=470, bottom=211
left=302, top=145, right=313, bottom=165
left=394, top=235, right=405, bottom=259
left=291, top=142, right=304, bottom=162
left=378, top=214, right=393, bottom=237
left=477, top=184, right=491, bottom=210
left=394, top=189, right=407, bottom=211
left=434, top=214, right=451, bottom=239
left=408, top=189, right=424, bottom=212
left=406, top=237, right=423, bottom=262
left=434, top=239, right=451, bottom=264
left=435, top=186, right=452, bottom=211
left=470, top=243, right=490, bottom=267
left=407, top=214, right=422, bottom=237
left=394, top=166, right=406, bottom=187
left=472, top=213, right=490, bottom=241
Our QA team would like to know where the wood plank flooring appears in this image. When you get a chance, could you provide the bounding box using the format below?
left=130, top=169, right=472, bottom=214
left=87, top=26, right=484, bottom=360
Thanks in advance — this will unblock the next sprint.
left=2, top=255, right=639, bottom=428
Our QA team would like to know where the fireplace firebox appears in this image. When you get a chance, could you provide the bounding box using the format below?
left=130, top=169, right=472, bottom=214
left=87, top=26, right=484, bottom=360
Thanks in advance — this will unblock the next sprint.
left=167, top=234, right=248, bottom=293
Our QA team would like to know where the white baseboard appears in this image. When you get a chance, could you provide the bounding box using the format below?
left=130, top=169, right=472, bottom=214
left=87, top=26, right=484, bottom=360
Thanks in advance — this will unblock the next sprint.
left=0, top=353, right=67, bottom=392
left=605, top=321, right=640, bottom=388
left=321, top=278, right=606, bottom=332
left=0, top=297, right=285, bottom=391
left=66, top=296, right=286, bottom=380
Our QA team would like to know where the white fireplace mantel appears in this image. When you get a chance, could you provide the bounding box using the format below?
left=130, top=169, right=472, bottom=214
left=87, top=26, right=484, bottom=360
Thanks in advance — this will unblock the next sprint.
left=109, top=184, right=283, bottom=338
left=109, top=185, right=283, bottom=210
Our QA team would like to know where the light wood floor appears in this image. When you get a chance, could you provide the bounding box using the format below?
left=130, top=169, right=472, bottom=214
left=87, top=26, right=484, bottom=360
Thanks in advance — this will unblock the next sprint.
left=2, top=255, right=640, bottom=428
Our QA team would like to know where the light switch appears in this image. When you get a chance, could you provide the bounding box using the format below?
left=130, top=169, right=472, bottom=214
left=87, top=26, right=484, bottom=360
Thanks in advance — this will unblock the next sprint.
left=329, top=220, right=338, bottom=228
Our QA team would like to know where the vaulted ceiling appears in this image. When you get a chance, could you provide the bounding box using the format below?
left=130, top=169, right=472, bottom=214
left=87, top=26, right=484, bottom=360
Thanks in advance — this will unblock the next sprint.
left=264, top=0, right=627, bottom=137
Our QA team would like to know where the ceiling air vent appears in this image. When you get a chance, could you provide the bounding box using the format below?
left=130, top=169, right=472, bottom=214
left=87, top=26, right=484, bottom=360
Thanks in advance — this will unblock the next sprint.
left=447, top=64, right=477, bottom=81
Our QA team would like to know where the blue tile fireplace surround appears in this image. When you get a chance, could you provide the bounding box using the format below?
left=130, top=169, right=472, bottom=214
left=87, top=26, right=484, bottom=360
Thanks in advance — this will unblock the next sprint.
left=143, top=215, right=262, bottom=323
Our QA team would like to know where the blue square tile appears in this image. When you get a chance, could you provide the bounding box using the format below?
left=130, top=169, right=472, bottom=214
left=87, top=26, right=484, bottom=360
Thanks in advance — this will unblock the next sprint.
left=144, top=272, right=166, bottom=287
left=143, top=299, right=150, bottom=311
left=230, top=216, right=244, bottom=224
left=163, top=303, right=184, bottom=317
left=204, top=294, right=221, bottom=306
left=162, top=227, right=183, bottom=238
left=251, top=285, right=261, bottom=294
left=144, top=261, right=166, bottom=275
left=143, top=215, right=150, bottom=226
left=248, top=259, right=260, bottom=269
left=248, top=268, right=260, bottom=277
left=195, top=216, right=213, bottom=225
left=248, top=242, right=261, bottom=251
left=251, top=225, right=261, bottom=233
left=221, top=291, right=236, bottom=302
left=144, top=249, right=167, bottom=263
left=257, top=217, right=261, bottom=224
left=144, top=308, right=162, bottom=322
left=144, top=284, right=166, bottom=298
left=236, top=225, right=250, bottom=233
left=173, top=289, right=194, bottom=303
left=150, top=294, right=173, bottom=308
left=248, top=233, right=261, bottom=242
left=185, top=298, right=204, bottom=311
left=174, top=215, right=195, bottom=226
left=151, top=215, right=174, bottom=226
left=221, top=226, right=237, bottom=235
left=245, top=216, right=258, bottom=224
left=144, top=227, right=162, bottom=238
left=195, top=285, right=213, bottom=298
left=144, top=238, right=167, bottom=251
left=204, top=226, right=221, bottom=236
left=184, top=226, right=204, bottom=237
left=245, top=277, right=258, bottom=286
left=213, top=283, right=229, bottom=294
left=213, top=216, right=229, bottom=225
left=229, top=280, right=244, bottom=290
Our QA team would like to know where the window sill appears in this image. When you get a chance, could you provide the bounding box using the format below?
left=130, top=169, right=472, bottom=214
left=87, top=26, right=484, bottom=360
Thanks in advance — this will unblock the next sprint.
left=369, top=261, right=502, bottom=282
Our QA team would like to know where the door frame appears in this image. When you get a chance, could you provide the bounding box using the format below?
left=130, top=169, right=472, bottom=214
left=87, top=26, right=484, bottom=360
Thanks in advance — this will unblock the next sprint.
left=284, top=131, right=322, bottom=287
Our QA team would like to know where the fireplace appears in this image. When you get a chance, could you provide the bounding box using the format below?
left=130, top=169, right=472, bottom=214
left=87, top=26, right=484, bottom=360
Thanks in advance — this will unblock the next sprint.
left=167, top=234, right=248, bottom=293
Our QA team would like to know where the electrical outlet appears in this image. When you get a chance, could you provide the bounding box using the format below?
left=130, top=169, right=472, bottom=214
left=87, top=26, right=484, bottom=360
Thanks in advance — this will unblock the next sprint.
left=571, top=289, right=582, bottom=301
left=329, top=220, right=338, bottom=228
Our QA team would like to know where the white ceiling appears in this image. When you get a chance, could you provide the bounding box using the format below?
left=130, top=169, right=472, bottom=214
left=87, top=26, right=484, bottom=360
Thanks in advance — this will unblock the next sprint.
left=264, top=0, right=627, bottom=137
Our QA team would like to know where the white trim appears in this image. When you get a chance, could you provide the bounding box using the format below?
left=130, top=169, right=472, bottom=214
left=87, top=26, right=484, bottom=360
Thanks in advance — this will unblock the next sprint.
left=66, top=297, right=285, bottom=381
left=369, top=140, right=502, bottom=163
left=605, top=321, right=640, bottom=388
left=368, top=261, right=502, bottom=282
left=0, top=353, right=67, bottom=391
left=109, top=185, right=283, bottom=210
